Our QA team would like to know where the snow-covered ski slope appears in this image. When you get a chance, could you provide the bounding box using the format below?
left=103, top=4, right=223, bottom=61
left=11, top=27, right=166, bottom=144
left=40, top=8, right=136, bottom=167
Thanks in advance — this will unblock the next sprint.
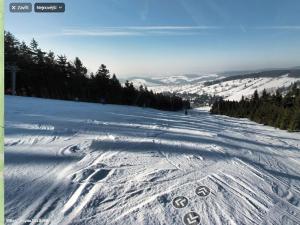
left=5, top=96, right=300, bottom=225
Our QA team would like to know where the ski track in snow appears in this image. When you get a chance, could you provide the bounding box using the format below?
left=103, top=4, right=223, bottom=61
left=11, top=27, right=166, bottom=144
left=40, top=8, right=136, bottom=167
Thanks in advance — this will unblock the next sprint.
left=4, top=96, right=300, bottom=225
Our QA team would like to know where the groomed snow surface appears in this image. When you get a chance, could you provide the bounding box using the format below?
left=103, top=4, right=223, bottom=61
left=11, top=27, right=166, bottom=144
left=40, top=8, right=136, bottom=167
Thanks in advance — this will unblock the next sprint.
left=5, top=96, right=300, bottom=225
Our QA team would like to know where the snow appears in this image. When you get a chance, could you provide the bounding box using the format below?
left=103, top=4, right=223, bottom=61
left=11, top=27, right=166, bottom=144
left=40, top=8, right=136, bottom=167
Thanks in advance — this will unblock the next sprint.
left=129, top=74, right=222, bottom=88
left=155, top=74, right=219, bottom=84
left=129, top=79, right=160, bottom=88
left=5, top=96, right=300, bottom=225
left=193, top=106, right=211, bottom=112
left=150, top=75, right=300, bottom=101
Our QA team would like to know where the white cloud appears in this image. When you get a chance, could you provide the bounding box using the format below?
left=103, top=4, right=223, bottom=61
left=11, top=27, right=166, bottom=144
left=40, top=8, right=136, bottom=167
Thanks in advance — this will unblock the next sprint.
left=62, top=26, right=222, bottom=37
left=255, top=26, right=300, bottom=30
left=63, top=29, right=141, bottom=37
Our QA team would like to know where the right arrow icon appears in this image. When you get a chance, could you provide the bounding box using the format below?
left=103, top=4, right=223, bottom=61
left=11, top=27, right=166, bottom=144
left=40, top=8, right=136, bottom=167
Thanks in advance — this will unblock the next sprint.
left=195, top=186, right=210, bottom=197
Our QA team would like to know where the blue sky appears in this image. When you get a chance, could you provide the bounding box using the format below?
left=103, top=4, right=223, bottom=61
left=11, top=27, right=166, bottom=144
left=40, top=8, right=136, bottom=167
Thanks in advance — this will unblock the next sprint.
left=5, top=0, right=300, bottom=77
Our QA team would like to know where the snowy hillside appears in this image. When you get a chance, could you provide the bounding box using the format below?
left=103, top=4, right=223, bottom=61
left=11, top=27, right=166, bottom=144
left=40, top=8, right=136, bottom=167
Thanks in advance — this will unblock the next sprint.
left=128, top=74, right=221, bottom=88
left=150, top=75, right=300, bottom=101
left=5, top=96, right=300, bottom=225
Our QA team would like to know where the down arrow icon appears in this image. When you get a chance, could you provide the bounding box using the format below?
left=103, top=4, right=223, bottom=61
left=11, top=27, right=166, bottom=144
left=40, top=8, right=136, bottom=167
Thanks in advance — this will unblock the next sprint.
left=183, top=212, right=200, bottom=225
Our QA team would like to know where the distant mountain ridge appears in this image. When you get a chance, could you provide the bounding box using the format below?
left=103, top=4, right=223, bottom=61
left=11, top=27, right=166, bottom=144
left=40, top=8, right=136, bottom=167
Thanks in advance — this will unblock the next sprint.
left=204, top=69, right=300, bottom=86
left=126, top=68, right=300, bottom=87
left=126, top=67, right=300, bottom=101
left=125, top=74, right=222, bottom=87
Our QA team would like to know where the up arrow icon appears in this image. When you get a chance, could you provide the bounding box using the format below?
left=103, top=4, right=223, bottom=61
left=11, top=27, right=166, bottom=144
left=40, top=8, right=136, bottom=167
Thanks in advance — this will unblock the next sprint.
left=195, top=186, right=210, bottom=197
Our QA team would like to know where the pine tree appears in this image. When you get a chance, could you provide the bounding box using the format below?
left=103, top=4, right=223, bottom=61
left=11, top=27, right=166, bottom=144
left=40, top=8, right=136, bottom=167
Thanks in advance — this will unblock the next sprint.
left=289, top=110, right=300, bottom=131
left=4, top=31, right=188, bottom=111
left=211, top=87, right=300, bottom=132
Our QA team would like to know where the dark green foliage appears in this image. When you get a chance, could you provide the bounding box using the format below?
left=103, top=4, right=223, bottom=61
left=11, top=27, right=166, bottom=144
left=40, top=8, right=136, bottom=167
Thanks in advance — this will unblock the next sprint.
left=4, top=32, right=189, bottom=111
left=211, top=85, right=300, bottom=132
